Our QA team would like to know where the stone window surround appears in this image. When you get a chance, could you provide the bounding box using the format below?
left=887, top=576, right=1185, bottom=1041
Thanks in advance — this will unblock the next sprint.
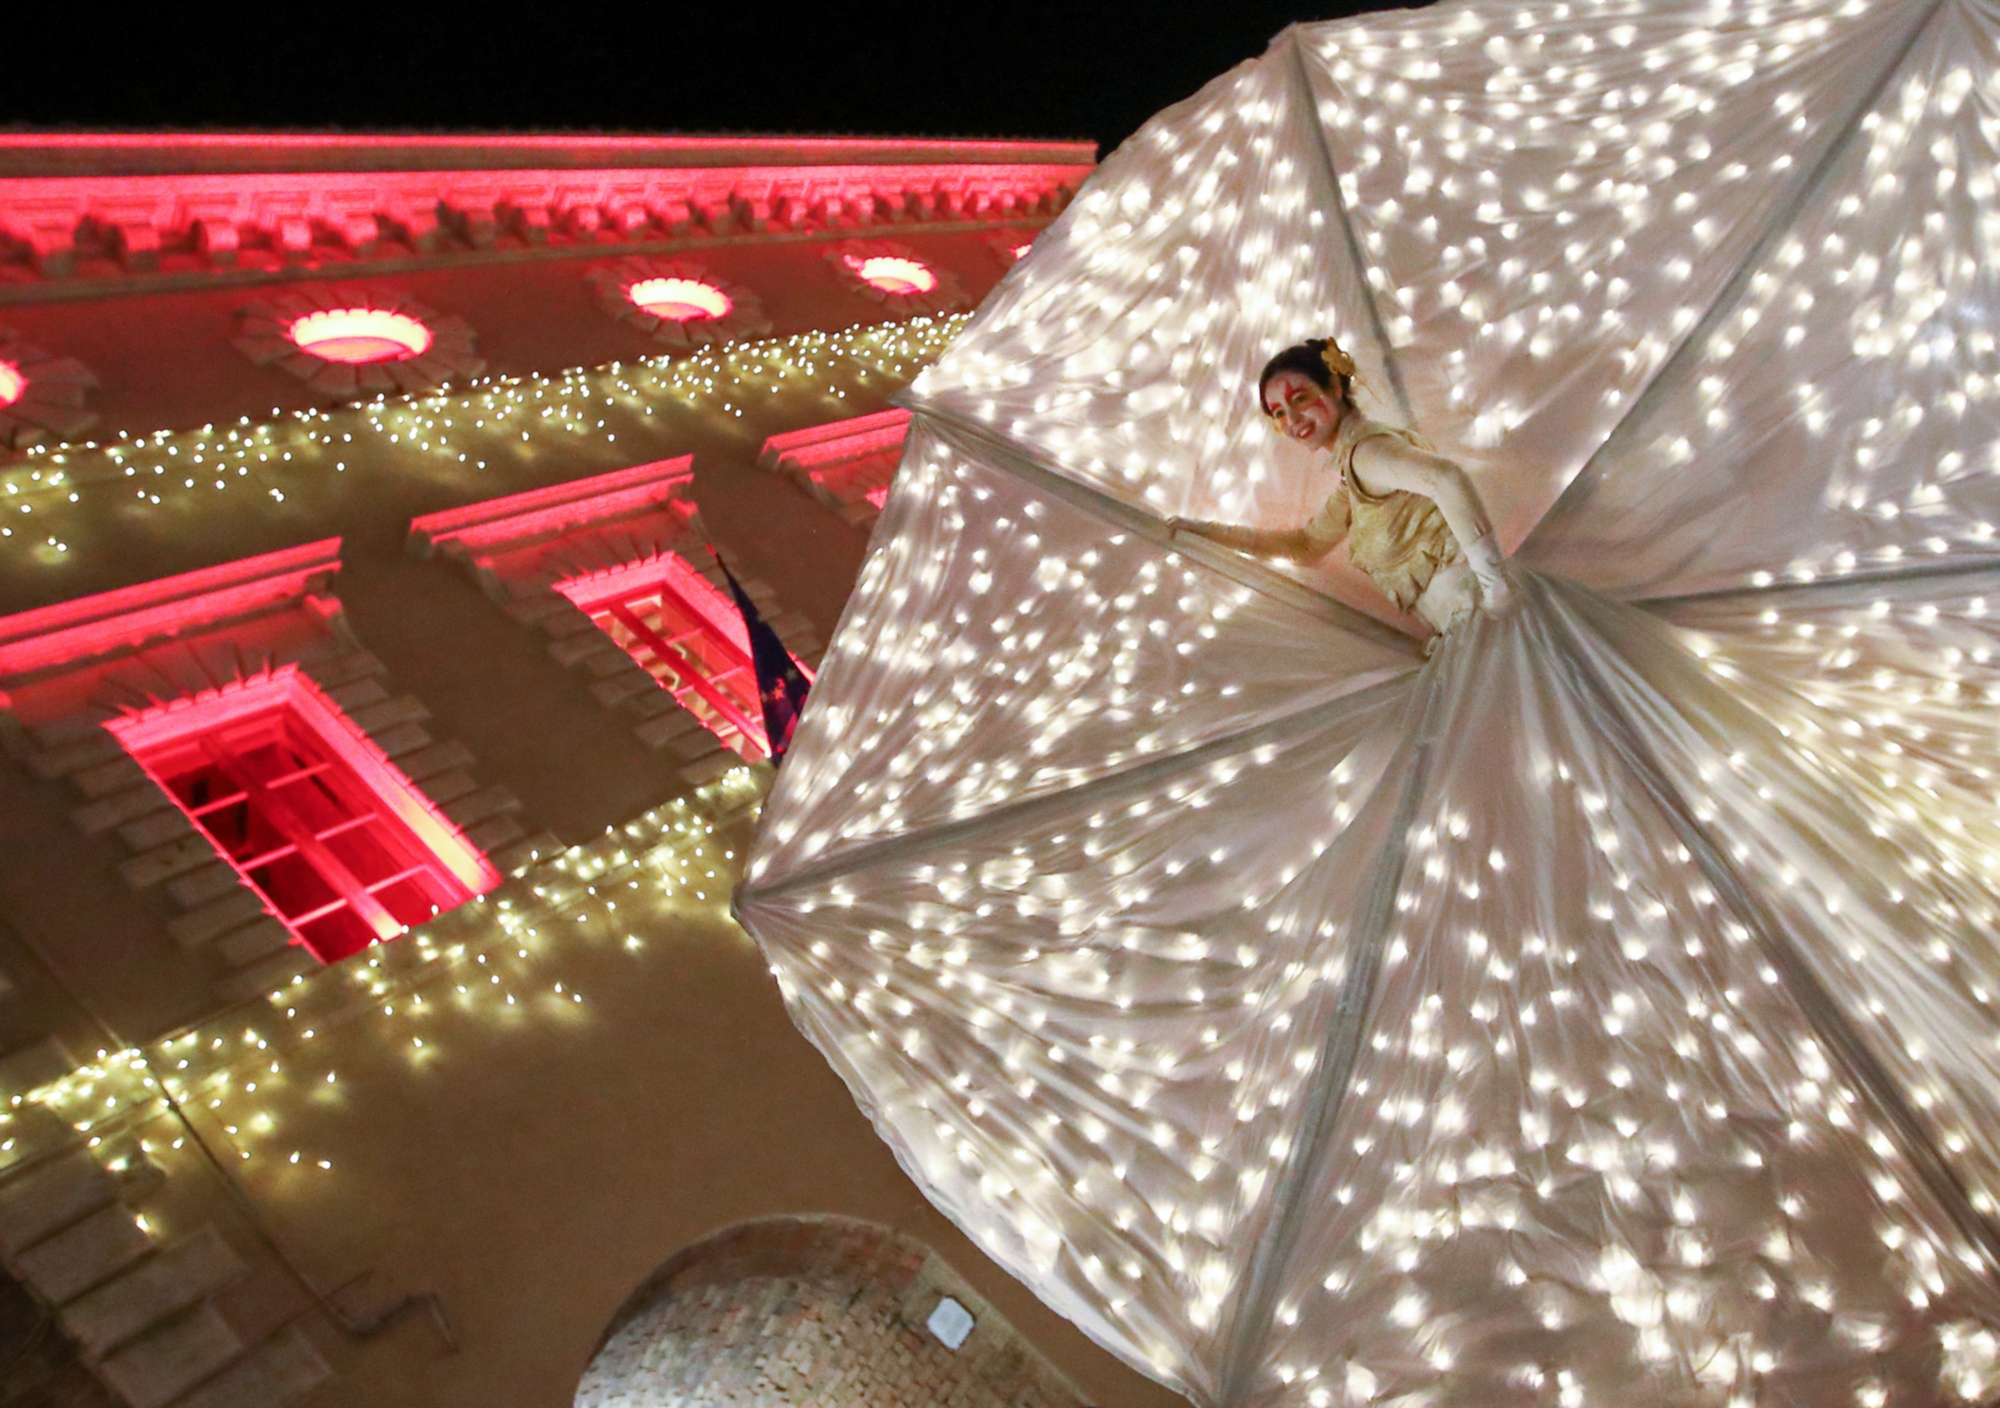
left=409, top=454, right=823, bottom=786
left=0, top=537, right=548, bottom=1008
left=232, top=281, right=485, bottom=401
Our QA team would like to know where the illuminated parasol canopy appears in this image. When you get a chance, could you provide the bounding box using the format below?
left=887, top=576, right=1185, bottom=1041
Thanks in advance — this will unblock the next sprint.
left=736, top=2, right=2000, bottom=1403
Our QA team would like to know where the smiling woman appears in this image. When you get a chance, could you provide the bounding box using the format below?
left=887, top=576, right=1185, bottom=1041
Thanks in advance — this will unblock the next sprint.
left=1169, top=336, right=1512, bottom=636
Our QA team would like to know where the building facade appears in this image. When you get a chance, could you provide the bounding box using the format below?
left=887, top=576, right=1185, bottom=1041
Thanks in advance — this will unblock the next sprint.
left=0, top=132, right=1184, bottom=1408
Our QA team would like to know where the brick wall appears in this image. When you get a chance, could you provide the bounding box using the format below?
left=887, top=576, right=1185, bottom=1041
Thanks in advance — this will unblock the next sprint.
left=575, top=1217, right=1088, bottom=1408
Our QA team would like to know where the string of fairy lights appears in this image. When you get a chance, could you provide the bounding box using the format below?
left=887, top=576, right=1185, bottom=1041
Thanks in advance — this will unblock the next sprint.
left=0, top=310, right=965, bottom=1209
left=0, top=313, right=968, bottom=562
left=0, top=770, right=763, bottom=1184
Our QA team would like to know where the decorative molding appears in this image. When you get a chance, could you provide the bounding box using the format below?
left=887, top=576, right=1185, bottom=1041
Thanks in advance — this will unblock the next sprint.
left=409, top=454, right=697, bottom=562
left=0, top=132, right=1098, bottom=178
left=983, top=227, right=1040, bottom=269
left=412, top=457, right=817, bottom=779
left=583, top=257, right=772, bottom=350
left=0, top=537, right=341, bottom=681
left=0, top=330, right=95, bottom=449
left=0, top=157, right=1089, bottom=285
left=824, top=238, right=970, bottom=317
left=759, top=409, right=912, bottom=528
left=234, top=281, right=484, bottom=399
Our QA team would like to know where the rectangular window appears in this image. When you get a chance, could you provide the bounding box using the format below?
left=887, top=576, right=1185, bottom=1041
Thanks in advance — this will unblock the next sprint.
left=109, top=669, right=496, bottom=963
left=555, top=556, right=810, bottom=763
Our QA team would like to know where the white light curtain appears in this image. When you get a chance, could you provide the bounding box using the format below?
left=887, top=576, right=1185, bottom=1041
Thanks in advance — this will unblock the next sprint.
left=736, top=2, right=2000, bottom=1404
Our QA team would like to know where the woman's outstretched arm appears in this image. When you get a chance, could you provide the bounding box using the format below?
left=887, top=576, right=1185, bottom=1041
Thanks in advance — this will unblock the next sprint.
left=1170, top=494, right=1351, bottom=563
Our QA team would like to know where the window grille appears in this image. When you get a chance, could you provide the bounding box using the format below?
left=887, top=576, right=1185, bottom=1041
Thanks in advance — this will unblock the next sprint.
left=556, top=555, right=810, bottom=763
left=110, top=669, right=494, bottom=963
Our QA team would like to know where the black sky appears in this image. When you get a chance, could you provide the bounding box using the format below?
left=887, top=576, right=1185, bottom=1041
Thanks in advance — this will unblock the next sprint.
left=5, top=2, right=1406, bottom=157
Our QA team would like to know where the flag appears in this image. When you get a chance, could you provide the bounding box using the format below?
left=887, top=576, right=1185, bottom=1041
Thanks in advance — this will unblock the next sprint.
left=715, top=558, right=811, bottom=763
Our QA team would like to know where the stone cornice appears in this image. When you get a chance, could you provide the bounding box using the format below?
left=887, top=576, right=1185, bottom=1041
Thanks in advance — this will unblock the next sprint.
left=0, top=150, right=1090, bottom=286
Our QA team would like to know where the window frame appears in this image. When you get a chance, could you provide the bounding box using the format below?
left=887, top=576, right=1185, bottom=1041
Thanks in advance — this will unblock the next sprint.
left=108, top=666, right=498, bottom=963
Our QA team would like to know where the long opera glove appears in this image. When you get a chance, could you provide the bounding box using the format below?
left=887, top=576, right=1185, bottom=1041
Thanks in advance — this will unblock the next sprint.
left=1464, top=532, right=1515, bottom=611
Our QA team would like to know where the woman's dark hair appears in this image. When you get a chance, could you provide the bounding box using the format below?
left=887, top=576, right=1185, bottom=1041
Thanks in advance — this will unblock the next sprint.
left=1256, top=339, right=1355, bottom=411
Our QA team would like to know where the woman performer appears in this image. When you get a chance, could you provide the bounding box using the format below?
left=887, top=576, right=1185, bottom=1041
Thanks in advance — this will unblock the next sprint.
left=1169, top=338, right=1512, bottom=635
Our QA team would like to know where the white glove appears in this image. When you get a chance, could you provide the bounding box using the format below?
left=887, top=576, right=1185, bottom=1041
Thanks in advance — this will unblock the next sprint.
left=1463, top=532, right=1514, bottom=611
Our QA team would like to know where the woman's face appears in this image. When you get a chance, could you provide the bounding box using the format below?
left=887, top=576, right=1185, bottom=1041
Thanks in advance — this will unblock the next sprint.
left=1261, top=369, right=1342, bottom=449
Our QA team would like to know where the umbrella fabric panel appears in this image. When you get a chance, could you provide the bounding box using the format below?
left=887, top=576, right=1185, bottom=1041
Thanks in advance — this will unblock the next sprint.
left=1526, top=0, right=2000, bottom=598
left=746, top=416, right=1416, bottom=887
left=1294, top=0, right=1938, bottom=554
left=1247, top=585, right=2000, bottom=1408
left=906, top=48, right=1410, bottom=627
left=739, top=680, right=1415, bottom=1401
left=1563, top=582, right=2000, bottom=1227
left=1655, top=569, right=2000, bottom=858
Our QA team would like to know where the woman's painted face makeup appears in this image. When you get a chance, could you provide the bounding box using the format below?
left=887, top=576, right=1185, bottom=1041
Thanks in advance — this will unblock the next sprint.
left=1262, top=370, right=1339, bottom=447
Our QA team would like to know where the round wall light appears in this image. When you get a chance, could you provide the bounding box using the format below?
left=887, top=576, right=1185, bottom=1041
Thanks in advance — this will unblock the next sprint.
left=585, top=259, right=769, bottom=349
left=0, top=362, right=24, bottom=409
left=626, top=276, right=732, bottom=322
left=825, top=241, right=967, bottom=315
left=287, top=308, right=434, bottom=364
left=848, top=255, right=937, bottom=296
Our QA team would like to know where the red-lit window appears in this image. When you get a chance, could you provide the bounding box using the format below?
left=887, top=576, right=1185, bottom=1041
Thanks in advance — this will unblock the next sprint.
left=555, top=557, right=811, bottom=762
left=109, top=669, right=496, bottom=963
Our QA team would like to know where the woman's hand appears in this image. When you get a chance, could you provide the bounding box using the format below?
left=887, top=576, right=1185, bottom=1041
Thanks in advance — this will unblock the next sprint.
left=1463, top=532, right=1516, bottom=614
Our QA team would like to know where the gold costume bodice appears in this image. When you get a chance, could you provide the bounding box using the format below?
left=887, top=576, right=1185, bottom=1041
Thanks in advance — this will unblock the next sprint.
left=1308, top=413, right=1461, bottom=612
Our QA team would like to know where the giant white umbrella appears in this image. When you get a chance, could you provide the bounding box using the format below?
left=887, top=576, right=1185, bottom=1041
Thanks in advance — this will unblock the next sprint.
left=735, top=2, right=2000, bottom=1403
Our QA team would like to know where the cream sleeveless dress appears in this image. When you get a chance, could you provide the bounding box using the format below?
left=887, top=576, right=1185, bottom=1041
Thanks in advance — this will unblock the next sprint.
left=1305, top=412, right=1479, bottom=635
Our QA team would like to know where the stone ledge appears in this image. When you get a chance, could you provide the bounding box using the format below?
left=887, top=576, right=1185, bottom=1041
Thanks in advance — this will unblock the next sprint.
left=0, top=1148, right=115, bottom=1256
left=680, top=751, right=742, bottom=786
left=465, top=813, right=526, bottom=854
left=120, top=837, right=217, bottom=889
left=99, top=1303, right=243, bottom=1408
left=442, top=785, right=520, bottom=830
left=165, top=1326, right=329, bottom=1408
left=347, top=695, right=430, bottom=734
left=118, top=808, right=195, bottom=852
left=60, top=1227, right=245, bottom=1358
left=11, top=1202, right=152, bottom=1303
left=166, top=893, right=268, bottom=952
left=215, top=947, right=317, bottom=1004
left=213, top=919, right=292, bottom=969
left=72, top=785, right=172, bottom=836
left=167, top=865, right=241, bottom=910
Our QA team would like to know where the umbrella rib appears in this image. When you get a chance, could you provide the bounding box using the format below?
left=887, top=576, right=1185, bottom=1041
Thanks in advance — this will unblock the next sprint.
left=1216, top=669, right=1444, bottom=1408
left=895, top=400, right=1421, bottom=653
left=1538, top=575, right=2000, bottom=1278
left=1522, top=0, right=1948, bottom=556
left=1281, top=27, right=1416, bottom=429
left=1635, top=550, right=2000, bottom=610
left=734, top=670, right=1415, bottom=909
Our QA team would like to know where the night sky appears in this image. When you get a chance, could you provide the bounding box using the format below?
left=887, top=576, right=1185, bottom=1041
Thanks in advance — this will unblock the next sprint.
left=5, top=2, right=1407, bottom=157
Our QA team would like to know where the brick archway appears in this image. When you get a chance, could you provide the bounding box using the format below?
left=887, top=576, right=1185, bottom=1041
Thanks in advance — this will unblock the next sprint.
left=575, top=1215, right=1088, bottom=1408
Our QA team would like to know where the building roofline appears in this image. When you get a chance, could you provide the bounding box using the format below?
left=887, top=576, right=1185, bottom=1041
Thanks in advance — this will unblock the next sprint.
left=0, top=131, right=1099, bottom=180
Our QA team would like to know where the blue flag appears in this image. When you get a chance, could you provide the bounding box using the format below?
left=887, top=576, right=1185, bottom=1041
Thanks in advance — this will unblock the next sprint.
left=715, top=558, right=811, bottom=762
